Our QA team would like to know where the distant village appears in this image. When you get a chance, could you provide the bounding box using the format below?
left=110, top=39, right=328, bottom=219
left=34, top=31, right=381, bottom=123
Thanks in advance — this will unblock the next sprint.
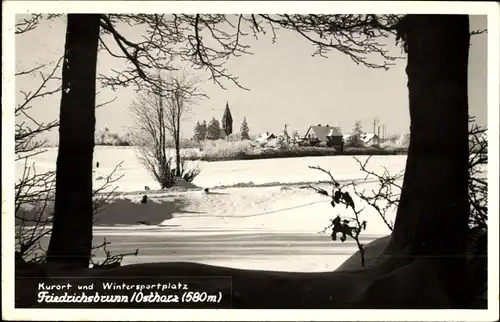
left=255, top=123, right=410, bottom=152
left=189, top=101, right=411, bottom=152
left=95, top=101, right=411, bottom=150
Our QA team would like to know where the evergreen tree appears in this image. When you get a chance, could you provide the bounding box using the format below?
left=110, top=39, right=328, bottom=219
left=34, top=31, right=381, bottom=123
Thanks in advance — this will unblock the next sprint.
left=200, top=120, right=208, bottom=140
left=193, top=121, right=203, bottom=141
left=352, top=120, right=363, bottom=136
left=207, top=117, right=221, bottom=140
left=240, top=117, right=250, bottom=140
left=348, top=120, right=364, bottom=147
left=221, top=101, right=233, bottom=136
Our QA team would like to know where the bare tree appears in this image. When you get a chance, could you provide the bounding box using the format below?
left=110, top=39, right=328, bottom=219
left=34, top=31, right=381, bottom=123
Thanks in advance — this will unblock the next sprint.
left=130, top=70, right=204, bottom=187
left=15, top=15, right=62, bottom=264
left=15, top=14, right=123, bottom=267
left=162, top=71, right=205, bottom=177
left=130, top=90, right=174, bottom=189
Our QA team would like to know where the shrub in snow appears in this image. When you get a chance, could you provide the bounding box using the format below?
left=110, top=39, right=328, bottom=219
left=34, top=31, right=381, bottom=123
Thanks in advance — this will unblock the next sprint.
left=196, top=140, right=253, bottom=159
left=157, top=158, right=176, bottom=189
left=179, top=159, right=202, bottom=183
left=275, top=135, right=290, bottom=150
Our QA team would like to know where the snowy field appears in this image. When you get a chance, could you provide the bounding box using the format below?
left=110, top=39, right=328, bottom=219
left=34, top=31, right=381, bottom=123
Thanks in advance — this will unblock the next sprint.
left=17, top=147, right=413, bottom=272
left=18, top=146, right=408, bottom=190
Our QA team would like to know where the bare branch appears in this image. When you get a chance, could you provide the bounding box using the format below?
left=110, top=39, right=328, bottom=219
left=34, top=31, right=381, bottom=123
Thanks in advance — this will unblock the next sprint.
left=15, top=14, right=43, bottom=34
left=304, top=165, right=368, bottom=267
left=470, top=29, right=487, bottom=36
left=15, top=14, right=63, bottom=35
left=258, top=14, right=403, bottom=70
left=95, top=95, right=118, bottom=109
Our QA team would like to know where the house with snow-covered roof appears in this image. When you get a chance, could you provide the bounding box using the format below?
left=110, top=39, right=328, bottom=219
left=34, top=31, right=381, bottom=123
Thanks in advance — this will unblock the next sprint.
left=303, top=124, right=343, bottom=149
left=360, top=133, right=380, bottom=146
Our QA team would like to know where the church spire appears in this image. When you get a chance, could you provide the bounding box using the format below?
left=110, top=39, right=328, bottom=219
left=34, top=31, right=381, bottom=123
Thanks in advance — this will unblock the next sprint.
left=222, top=101, right=233, bottom=136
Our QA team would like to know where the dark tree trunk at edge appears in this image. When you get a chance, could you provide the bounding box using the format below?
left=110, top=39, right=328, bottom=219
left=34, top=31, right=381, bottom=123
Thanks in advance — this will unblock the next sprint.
left=384, top=14, right=471, bottom=307
left=46, top=14, right=101, bottom=268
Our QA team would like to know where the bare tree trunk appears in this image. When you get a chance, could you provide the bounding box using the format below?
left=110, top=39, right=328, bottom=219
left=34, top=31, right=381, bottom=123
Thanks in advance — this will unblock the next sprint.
left=384, top=14, right=470, bottom=307
left=175, top=110, right=181, bottom=177
left=159, top=97, right=169, bottom=188
left=46, top=14, right=100, bottom=268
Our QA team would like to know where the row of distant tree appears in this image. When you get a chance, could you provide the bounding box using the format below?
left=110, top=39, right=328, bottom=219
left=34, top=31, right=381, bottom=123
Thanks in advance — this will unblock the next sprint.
left=193, top=117, right=251, bottom=141
left=192, top=103, right=251, bottom=141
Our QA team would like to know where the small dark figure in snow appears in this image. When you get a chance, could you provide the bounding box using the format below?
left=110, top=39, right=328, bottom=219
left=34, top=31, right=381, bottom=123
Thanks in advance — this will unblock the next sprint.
left=141, top=195, right=148, bottom=204
left=145, top=186, right=150, bottom=191
left=204, top=188, right=210, bottom=194
left=96, top=161, right=100, bottom=168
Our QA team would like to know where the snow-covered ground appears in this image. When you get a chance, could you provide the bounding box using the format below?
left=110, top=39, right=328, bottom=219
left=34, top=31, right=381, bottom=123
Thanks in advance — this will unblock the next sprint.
left=17, top=146, right=408, bottom=191
left=87, top=183, right=398, bottom=272
left=17, top=147, right=411, bottom=272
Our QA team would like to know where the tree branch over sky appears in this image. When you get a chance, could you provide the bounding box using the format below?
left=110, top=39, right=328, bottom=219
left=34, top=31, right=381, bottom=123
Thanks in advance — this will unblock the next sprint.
left=94, top=13, right=487, bottom=94
left=96, top=14, right=257, bottom=91
left=18, top=14, right=487, bottom=96
left=96, top=14, right=403, bottom=91
left=15, top=14, right=60, bottom=35
left=257, top=14, right=404, bottom=69
left=15, top=56, right=62, bottom=158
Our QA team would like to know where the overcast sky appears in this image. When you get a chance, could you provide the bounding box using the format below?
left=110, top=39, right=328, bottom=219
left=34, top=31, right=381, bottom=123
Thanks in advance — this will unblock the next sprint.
left=15, top=15, right=487, bottom=143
